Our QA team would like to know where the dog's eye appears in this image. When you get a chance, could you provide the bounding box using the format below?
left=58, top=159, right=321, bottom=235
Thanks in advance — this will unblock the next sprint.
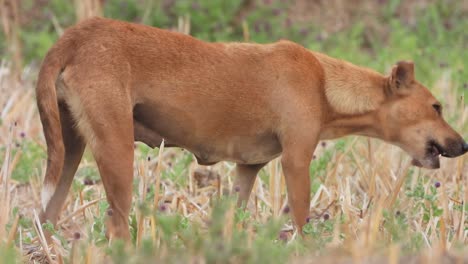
left=432, top=104, right=442, bottom=115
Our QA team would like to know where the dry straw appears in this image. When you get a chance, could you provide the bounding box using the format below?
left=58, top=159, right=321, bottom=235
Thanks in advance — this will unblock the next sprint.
left=74, top=0, right=103, bottom=22
left=0, top=0, right=23, bottom=81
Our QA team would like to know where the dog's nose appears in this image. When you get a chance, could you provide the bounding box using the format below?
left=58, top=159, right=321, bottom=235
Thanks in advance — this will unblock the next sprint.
left=463, top=141, right=468, bottom=154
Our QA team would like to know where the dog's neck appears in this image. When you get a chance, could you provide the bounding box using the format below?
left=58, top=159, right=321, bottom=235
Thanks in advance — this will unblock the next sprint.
left=312, top=52, right=388, bottom=140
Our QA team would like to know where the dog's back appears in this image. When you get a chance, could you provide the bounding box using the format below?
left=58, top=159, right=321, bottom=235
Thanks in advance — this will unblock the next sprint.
left=52, top=17, right=325, bottom=162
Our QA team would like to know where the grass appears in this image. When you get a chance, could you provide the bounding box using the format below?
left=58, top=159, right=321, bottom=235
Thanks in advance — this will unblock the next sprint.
left=0, top=2, right=467, bottom=263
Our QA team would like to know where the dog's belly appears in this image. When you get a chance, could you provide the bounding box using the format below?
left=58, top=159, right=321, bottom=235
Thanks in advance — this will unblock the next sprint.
left=135, top=123, right=282, bottom=165
left=133, top=103, right=282, bottom=165
left=191, top=134, right=282, bottom=165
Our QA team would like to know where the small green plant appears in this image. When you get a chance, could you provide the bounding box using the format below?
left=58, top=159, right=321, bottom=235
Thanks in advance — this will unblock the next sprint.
left=162, top=151, right=193, bottom=186
left=11, top=139, right=45, bottom=183
left=405, top=179, right=443, bottom=223
left=90, top=200, right=111, bottom=245
left=0, top=244, right=18, bottom=264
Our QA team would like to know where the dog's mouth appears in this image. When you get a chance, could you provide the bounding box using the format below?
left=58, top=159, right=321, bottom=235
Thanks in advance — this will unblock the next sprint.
left=411, top=141, right=446, bottom=169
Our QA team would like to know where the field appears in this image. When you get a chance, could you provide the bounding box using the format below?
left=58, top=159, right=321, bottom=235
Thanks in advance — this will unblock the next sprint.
left=0, top=1, right=467, bottom=263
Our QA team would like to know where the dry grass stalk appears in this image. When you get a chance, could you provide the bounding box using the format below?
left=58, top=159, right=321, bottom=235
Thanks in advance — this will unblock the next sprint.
left=57, top=198, right=103, bottom=226
left=329, top=215, right=341, bottom=247
left=151, top=139, right=165, bottom=242
left=439, top=216, right=447, bottom=252
left=0, top=0, right=23, bottom=81
left=269, top=159, right=282, bottom=217
left=216, top=170, right=221, bottom=200
left=136, top=160, right=147, bottom=247
left=85, top=244, right=98, bottom=264
left=50, top=12, right=64, bottom=36
left=242, top=21, right=250, bottom=42
left=0, top=126, right=13, bottom=241
left=365, top=195, right=385, bottom=253
left=32, top=210, right=55, bottom=264
left=178, top=15, right=191, bottom=35
left=74, top=0, right=103, bottom=22
left=385, top=161, right=411, bottom=209
left=70, top=238, right=79, bottom=264
left=388, top=243, right=400, bottom=264
left=141, top=0, right=154, bottom=24
left=6, top=212, right=20, bottom=246
left=223, top=203, right=235, bottom=241
left=457, top=186, right=466, bottom=242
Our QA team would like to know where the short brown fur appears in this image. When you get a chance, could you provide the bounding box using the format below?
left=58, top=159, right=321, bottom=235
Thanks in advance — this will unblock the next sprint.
left=36, top=17, right=467, bottom=241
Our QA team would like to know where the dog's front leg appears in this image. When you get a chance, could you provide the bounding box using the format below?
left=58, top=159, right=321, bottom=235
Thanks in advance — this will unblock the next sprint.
left=281, top=135, right=318, bottom=235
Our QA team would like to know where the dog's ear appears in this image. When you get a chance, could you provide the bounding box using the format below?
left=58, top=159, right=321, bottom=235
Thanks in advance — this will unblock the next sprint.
left=389, top=61, right=414, bottom=91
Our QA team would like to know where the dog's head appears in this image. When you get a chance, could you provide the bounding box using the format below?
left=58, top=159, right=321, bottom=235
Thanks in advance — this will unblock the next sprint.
left=377, top=61, right=467, bottom=169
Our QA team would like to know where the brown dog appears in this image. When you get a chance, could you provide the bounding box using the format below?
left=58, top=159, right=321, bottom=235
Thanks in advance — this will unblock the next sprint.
left=36, top=17, right=467, bottom=241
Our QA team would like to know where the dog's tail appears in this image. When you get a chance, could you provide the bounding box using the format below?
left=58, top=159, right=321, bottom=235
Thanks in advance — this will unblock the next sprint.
left=36, top=44, right=68, bottom=212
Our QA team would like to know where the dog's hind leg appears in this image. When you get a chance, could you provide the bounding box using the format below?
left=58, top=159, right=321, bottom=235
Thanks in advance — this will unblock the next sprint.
left=91, top=118, right=134, bottom=241
left=74, top=85, right=135, bottom=241
left=40, top=102, right=85, bottom=235
left=232, top=163, right=266, bottom=207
